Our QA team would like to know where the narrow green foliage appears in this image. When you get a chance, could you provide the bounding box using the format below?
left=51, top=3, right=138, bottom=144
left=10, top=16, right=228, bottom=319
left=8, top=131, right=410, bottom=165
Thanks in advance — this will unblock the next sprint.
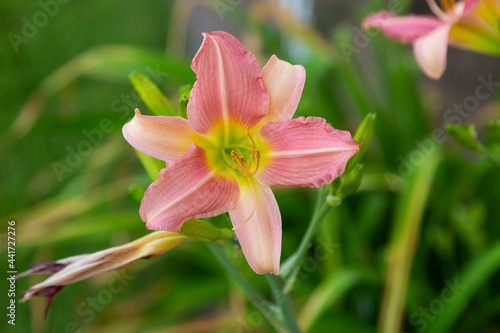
left=134, top=149, right=165, bottom=181
left=128, top=184, right=145, bottom=203
left=129, top=72, right=177, bottom=116
left=378, top=147, right=441, bottom=333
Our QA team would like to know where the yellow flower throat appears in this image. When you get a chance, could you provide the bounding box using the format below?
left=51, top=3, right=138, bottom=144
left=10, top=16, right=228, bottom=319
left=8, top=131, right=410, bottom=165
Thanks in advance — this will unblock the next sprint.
left=199, top=122, right=268, bottom=179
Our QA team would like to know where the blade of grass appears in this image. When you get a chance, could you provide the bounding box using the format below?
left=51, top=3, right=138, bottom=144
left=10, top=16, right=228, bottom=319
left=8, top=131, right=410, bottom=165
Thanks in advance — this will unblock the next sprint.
left=206, top=243, right=286, bottom=333
left=426, top=240, right=500, bottom=333
left=298, top=269, right=362, bottom=331
left=0, top=44, right=193, bottom=158
left=377, top=145, right=441, bottom=333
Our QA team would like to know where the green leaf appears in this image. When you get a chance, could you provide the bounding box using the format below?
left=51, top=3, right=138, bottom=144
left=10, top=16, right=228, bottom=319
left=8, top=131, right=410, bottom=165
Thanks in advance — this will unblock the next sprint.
left=378, top=146, right=441, bottom=333
left=128, top=184, right=145, bottom=203
left=135, top=149, right=165, bottom=181
left=426, top=241, right=500, bottom=333
left=129, top=72, right=177, bottom=116
left=298, top=270, right=362, bottom=331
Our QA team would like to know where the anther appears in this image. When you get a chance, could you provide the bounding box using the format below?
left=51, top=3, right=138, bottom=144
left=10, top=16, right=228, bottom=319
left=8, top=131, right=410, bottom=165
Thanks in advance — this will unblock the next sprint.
left=231, top=150, right=243, bottom=170
left=246, top=127, right=257, bottom=152
left=230, top=129, right=261, bottom=176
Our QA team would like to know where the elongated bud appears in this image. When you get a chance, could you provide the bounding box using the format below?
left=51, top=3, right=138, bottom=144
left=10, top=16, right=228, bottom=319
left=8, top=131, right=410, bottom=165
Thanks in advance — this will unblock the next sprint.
left=178, top=84, right=192, bottom=119
left=347, top=113, right=376, bottom=171
left=339, top=163, right=364, bottom=199
left=445, top=123, right=483, bottom=152
left=17, top=231, right=187, bottom=317
left=179, top=219, right=233, bottom=242
left=129, top=72, right=177, bottom=116
left=179, top=97, right=188, bottom=119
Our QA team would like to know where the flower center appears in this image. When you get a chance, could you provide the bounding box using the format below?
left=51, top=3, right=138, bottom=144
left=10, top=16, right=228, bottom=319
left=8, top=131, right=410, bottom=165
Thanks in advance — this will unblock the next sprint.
left=230, top=127, right=261, bottom=177
left=201, top=122, right=266, bottom=179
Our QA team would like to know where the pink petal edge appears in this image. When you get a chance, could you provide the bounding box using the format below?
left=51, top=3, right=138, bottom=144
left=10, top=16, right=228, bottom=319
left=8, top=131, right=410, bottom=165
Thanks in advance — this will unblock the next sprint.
left=187, top=31, right=269, bottom=134
left=123, top=109, right=196, bottom=162
left=413, top=23, right=452, bottom=79
left=256, top=117, right=359, bottom=188
left=261, top=55, right=306, bottom=123
left=229, top=179, right=281, bottom=275
left=362, top=11, right=444, bottom=43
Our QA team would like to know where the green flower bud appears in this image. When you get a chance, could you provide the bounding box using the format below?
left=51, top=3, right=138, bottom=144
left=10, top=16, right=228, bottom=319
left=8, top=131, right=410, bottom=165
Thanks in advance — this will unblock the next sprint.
left=179, top=97, right=188, bottom=119
left=329, top=176, right=343, bottom=194
left=445, top=123, right=483, bottom=152
left=339, top=163, right=364, bottom=199
left=178, top=85, right=192, bottom=119
left=179, top=219, right=233, bottom=242
left=347, top=113, right=376, bottom=171
left=326, top=195, right=342, bottom=207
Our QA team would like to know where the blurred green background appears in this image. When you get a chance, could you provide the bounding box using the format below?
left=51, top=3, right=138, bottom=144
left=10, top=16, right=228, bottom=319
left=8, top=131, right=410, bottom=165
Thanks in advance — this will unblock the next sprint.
left=1, top=0, right=500, bottom=332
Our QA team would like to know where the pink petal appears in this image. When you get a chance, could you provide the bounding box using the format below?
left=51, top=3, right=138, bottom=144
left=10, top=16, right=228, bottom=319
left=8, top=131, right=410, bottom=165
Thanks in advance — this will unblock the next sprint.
left=123, top=109, right=196, bottom=162
left=413, top=24, right=452, bottom=79
left=141, top=144, right=240, bottom=231
left=256, top=117, right=359, bottom=188
left=261, top=55, right=306, bottom=123
left=229, top=179, right=281, bottom=275
left=464, top=0, right=480, bottom=14
left=362, top=11, right=443, bottom=43
left=187, top=31, right=269, bottom=134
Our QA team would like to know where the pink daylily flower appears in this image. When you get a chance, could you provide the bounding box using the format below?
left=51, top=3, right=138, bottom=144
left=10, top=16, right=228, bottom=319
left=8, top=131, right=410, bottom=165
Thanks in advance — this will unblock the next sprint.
left=362, top=0, right=500, bottom=79
left=123, top=31, right=358, bottom=275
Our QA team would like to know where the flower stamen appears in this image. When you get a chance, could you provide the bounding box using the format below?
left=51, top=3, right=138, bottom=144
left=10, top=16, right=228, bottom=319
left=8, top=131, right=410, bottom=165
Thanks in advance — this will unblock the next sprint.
left=426, top=0, right=448, bottom=18
left=247, top=151, right=260, bottom=176
left=230, top=128, right=261, bottom=176
left=440, top=0, right=450, bottom=11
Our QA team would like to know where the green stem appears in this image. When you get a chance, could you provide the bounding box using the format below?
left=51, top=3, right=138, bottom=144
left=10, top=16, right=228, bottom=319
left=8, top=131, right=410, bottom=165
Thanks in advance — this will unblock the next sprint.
left=206, top=243, right=285, bottom=332
left=267, top=274, right=302, bottom=333
left=281, top=186, right=332, bottom=282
